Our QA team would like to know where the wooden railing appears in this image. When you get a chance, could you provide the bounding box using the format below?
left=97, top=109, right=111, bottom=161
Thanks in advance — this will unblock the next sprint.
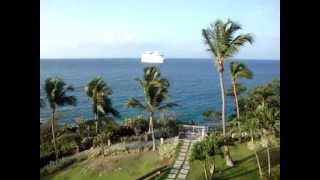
left=135, top=165, right=170, bottom=180
left=179, top=124, right=209, bottom=138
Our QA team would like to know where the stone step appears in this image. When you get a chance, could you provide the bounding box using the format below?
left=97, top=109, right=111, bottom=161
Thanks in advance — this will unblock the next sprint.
left=182, top=165, right=190, bottom=170
left=169, top=169, right=179, bottom=174
left=167, top=173, right=176, bottom=179
left=180, top=169, right=189, bottom=175
left=173, top=164, right=181, bottom=169
left=177, top=173, right=187, bottom=180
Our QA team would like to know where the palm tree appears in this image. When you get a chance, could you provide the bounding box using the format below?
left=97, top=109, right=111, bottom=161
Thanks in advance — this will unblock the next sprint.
left=126, top=66, right=177, bottom=151
left=244, top=114, right=264, bottom=179
left=256, top=103, right=279, bottom=177
left=44, top=77, right=77, bottom=161
left=229, top=62, right=253, bottom=119
left=202, top=19, right=253, bottom=166
left=244, top=103, right=279, bottom=179
left=84, top=77, right=119, bottom=134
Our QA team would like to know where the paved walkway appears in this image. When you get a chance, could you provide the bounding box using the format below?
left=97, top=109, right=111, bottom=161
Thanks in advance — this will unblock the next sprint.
left=166, top=139, right=197, bottom=180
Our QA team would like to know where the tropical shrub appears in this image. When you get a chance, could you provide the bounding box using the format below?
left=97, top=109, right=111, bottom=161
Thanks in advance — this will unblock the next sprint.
left=80, top=137, right=93, bottom=150
left=124, top=116, right=149, bottom=135
left=159, top=137, right=179, bottom=161
left=190, top=136, right=220, bottom=162
left=159, top=118, right=179, bottom=137
left=114, top=125, right=135, bottom=139
left=190, top=135, right=222, bottom=180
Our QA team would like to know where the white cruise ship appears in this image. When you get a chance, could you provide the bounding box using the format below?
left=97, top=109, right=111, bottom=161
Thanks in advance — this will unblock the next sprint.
left=141, top=51, right=164, bottom=63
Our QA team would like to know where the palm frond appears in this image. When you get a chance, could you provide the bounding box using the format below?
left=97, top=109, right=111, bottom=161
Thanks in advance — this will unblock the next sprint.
left=158, top=103, right=178, bottom=111
left=203, top=20, right=254, bottom=60
left=126, top=97, right=146, bottom=110
left=57, top=96, right=77, bottom=106
left=230, top=62, right=253, bottom=79
left=134, top=78, right=144, bottom=88
left=202, top=29, right=218, bottom=57
left=44, top=77, right=77, bottom=109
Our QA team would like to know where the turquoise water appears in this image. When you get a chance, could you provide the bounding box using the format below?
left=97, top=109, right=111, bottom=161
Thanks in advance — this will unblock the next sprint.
left=40, top=58, right=279, bottom=125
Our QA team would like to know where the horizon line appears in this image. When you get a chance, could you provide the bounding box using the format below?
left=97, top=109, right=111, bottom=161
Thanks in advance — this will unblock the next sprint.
left=40, top=57, right=280, bottom=61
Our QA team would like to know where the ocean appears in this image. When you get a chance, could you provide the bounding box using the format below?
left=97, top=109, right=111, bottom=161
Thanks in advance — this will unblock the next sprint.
left=40, top=58, right=280, bottom=125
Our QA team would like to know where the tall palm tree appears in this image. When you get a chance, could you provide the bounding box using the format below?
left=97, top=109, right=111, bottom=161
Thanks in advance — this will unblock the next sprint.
left=44, top=77, right=77, bottom=160
left=202, top=19, right=253, bottom=166
left=229, top=62, right=253, bottom=119
left=126, top=66, right=177, bottom=151
left=85, top=77, right=119, bottom=134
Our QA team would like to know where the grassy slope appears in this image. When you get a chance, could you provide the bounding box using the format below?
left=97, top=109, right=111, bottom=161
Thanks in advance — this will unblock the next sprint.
left=44, top=151, right=168, bottom=180
left=187, top=143, right=280, bottom=180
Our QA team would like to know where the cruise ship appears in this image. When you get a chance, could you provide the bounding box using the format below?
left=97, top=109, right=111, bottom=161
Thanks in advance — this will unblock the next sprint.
left=141, top=51, right=164, bottom=63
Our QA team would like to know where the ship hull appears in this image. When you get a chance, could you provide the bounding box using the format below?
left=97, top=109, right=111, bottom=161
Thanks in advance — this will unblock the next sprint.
left=141, top=53, right=164, bottom=63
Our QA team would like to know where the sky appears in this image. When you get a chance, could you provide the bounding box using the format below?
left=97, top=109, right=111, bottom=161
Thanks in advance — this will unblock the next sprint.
left=40, top=0, right=280, bottom=60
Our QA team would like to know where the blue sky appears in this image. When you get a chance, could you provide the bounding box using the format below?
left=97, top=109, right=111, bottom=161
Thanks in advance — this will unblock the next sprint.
left=40, top=0, right=279, bottom=59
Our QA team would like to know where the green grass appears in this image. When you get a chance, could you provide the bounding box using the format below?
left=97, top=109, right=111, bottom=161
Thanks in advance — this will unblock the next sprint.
left=43, top=151, right=169, bottom=180
left=187, top=143, right=280, bottom=180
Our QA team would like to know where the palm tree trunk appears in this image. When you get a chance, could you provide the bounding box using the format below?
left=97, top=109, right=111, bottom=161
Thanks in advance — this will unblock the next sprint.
left=149, top=112, right=156, bottom=151
left=267, top=147, right=271, bottom=177
left=202, top=162, right=208, bottom=180
left=255, top=150, right=263, bottom=179
left=51, top=108, right=58, bottom=161
left=218, top=70, right=226, bottom=136
left=218, top=64, right=234, bottom=167
left=95, top=112, right=99, bottom=134
left=232, top=78, right=240, bottom=119
left=231, top=78, right=242, bottom=142
left=250, top=133, right=263, bottom=179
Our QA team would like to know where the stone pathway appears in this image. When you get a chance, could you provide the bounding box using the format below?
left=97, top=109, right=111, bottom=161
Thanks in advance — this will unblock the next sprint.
left=166, top=139, right=197, bottom=180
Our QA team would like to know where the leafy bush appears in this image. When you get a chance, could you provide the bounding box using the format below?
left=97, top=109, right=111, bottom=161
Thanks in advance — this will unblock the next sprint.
left=80, top=137, right=93, bottom=150
left=159, top=138, right=179, bottom=161
left=159, top=119, right=179, bottom=137
left=40, top=152, right=56, bottom=168
left=190, top=136, right=219, bottom=162
left=124, top=116, right=148, bottom=135
left=93, top=132, right=112, bottom=147
left=114, top=126, right=135, bottom=138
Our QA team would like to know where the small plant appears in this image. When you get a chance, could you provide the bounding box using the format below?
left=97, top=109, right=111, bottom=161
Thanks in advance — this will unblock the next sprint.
left=190, top=135, right=223, bottom=180
left=159, top=139, right=179, bottom=161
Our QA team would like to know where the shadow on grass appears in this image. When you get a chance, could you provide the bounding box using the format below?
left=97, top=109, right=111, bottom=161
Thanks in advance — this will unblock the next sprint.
left=215, top=168, right=258, bottom=180
left=235, top=154, right=255, bottom=164
left=216, top=147, right=280, bottom=180
left=217, top=154, right=255, bottom=174
left=235, top=147, right=280, bottom=166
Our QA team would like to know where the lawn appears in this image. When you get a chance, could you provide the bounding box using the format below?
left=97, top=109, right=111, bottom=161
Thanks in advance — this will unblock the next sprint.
left=43, top=151, right=169, bottom=180
left=187, top=143, right=280, bottom=180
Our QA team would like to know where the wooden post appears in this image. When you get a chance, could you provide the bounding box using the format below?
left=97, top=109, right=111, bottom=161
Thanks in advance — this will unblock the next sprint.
left=202, top=128, right=205, bottom=138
